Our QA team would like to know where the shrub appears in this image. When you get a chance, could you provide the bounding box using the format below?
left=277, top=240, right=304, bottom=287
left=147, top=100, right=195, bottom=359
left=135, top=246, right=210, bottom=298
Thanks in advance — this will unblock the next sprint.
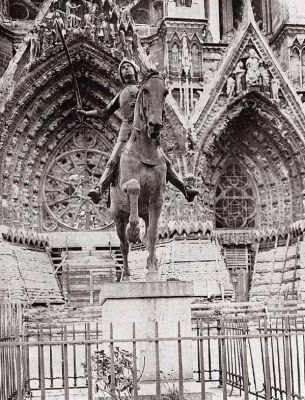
left=83, top=346, right=137, bottom=400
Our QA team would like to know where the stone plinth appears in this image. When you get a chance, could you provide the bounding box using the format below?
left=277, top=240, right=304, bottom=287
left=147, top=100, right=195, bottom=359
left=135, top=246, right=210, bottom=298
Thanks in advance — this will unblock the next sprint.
left=100, top=281, right=194, bottom=382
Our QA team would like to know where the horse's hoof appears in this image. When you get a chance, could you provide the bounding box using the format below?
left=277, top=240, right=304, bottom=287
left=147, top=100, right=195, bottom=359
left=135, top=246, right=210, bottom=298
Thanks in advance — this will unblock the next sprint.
left=126, top=222, right=140, bottom=244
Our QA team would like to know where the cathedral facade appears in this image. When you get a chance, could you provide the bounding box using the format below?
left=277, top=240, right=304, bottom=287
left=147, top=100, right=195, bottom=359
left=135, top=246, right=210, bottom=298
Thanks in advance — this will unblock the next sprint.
left=1, top=0, right=305, bottom=304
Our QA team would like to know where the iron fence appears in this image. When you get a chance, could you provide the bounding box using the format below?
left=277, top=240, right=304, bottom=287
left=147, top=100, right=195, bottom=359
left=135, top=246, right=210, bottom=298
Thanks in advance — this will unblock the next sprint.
left=0, top=304, right=27, bottom=400
left=1, top=307, right=305, bottom=400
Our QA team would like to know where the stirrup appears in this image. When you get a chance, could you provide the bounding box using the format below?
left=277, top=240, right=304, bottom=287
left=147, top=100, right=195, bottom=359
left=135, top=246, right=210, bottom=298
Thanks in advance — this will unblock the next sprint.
left=88, top=187, right=102, bottom=204
left=184, top=185, right=199, bottom=203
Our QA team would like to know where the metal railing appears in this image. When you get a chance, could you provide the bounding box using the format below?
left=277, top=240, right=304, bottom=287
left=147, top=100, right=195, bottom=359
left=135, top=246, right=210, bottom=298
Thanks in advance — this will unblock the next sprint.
left=2, top=307, right=305, bottom=400
left=0, top=304, right=28, bottom=400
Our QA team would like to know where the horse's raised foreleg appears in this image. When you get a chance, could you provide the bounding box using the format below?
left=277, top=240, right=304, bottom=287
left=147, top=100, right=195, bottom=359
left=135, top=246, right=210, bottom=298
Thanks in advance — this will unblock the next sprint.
left=115, top=219, right=130, bottom=278
left=122, top=179, right=141, bottom=245
left=146, top=195, right=163, bottom=273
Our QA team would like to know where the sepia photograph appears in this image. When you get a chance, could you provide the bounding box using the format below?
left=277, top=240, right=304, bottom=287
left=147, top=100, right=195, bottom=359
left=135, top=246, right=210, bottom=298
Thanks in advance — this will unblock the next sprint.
left=0, top=0, right=305, bottom=399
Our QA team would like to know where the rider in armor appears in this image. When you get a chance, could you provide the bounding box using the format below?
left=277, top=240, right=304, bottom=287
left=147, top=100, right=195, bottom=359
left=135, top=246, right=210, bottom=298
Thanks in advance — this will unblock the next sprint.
left=78, top=59, right=199, bottom=203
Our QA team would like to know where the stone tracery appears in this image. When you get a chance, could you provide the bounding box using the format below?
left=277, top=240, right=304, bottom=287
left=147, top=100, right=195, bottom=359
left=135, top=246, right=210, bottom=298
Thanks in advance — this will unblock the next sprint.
left=42, top=125, right=113, bottom=231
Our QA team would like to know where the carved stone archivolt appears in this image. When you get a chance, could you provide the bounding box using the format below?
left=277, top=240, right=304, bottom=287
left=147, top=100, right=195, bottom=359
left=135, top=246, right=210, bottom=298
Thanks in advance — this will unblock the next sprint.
left=194, top=92, right=305, bottom=230
left=0, top=40, right=123, bottom=231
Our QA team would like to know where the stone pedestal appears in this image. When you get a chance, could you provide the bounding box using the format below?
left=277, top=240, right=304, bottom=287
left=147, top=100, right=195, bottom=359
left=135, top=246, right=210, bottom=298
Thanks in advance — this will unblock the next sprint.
left=99, top=281, right=194, bottom=382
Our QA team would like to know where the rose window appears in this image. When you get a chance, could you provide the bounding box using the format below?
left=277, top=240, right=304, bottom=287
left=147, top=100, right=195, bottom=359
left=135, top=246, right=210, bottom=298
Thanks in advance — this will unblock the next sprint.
left=215, top=162, right=256, bottom=229
left=42, top=129, right=113, bottom=231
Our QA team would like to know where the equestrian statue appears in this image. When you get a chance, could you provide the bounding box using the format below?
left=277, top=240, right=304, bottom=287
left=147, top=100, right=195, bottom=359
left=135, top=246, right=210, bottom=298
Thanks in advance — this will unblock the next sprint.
left=78, top=59, right=199, bottom=278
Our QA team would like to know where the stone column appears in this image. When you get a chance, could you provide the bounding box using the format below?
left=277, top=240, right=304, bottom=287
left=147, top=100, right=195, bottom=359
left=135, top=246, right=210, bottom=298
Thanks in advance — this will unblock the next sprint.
left=222, top=0, right=234, bottom=39
left=207, top=0, right=220, bottom=42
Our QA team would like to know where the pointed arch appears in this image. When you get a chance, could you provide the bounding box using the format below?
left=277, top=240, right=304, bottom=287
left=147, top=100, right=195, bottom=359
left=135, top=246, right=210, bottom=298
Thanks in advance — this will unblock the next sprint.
left=190, top=43, right=201, bottom=78
left=195, top=91, right=305, bottom=230
left=0, top=40, right=123, bottom=230
left=169, top=41, right=180, bottom=76
left=290, top=46, right=301, bottom=87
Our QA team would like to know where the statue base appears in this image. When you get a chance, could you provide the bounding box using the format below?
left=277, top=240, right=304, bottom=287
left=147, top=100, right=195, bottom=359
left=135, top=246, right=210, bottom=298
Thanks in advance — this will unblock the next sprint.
left=99, top=281, right=194, bottom=382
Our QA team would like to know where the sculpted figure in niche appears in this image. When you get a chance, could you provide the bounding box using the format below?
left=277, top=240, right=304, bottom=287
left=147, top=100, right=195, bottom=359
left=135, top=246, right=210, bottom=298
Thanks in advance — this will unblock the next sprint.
left=65, top=1, right=81, bottom=28
left=77, top=59, right=199, bottom=204
left=271, top=77, right=280, bottom=102
left=82, top=0, right=99, bottom=26
left=259, top=61, right=270, bottom=92
left=234, top=61, right=245, bottom=94
left=29, top=27, right=41, bottom=63
left=246, top=49, right=261, bottom=86
left=226, top=75, right=236, bottom=99
left=53, top=10, right=66, bottom=43
left=42, top=25, right=54, bottom=52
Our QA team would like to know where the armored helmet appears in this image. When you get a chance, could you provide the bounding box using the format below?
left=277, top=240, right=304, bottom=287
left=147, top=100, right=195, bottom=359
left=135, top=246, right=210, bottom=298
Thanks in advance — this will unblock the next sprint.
left=119, top=58, right=139, bottom=84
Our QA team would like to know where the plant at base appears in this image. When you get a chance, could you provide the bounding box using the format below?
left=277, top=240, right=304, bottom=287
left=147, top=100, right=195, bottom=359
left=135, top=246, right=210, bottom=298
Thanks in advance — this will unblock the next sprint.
left=160, top=371, right=190, bottom=400
left=82, top=347, right=138, bottom=400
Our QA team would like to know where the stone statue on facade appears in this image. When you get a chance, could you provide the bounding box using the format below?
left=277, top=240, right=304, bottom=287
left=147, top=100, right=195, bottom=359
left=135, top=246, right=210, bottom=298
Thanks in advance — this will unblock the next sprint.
left=246, top=49, right=261, bottom=86
left=65, top=1, right=81, bottom=28
left=53, top=10, right=66, bottom=43
left=271, top=77, right=280, bottom=102
left=259, top=61, right=270, bottom=92
left=25, top=0, right=141, bottom=61
left=82, top=0, right=99, bottom=27
left=234, top=61, right=245, bottom=94
left=77, top=59, right=199, bottom=205
left=29, top=27, right=41, bottom=63
left=226, top=75, right=236, bottom=99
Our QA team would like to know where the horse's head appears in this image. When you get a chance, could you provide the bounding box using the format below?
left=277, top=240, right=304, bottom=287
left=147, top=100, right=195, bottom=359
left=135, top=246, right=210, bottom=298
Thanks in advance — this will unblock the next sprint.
left=138, top=71, right=168, bottom=140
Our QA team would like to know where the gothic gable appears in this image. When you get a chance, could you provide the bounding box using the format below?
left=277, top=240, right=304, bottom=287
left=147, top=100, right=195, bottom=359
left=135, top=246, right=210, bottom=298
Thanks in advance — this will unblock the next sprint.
left=192, top=5, right=305, bottom=145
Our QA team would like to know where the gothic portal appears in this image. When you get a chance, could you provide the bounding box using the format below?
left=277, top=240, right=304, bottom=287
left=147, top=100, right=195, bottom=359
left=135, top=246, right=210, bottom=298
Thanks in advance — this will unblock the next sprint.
left=2, top=0, right=305, bottom=302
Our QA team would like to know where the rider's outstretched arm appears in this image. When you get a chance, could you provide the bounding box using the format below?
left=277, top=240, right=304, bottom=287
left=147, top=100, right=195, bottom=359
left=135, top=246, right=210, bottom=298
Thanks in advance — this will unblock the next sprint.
left=78, top=93, right=120, bottom=120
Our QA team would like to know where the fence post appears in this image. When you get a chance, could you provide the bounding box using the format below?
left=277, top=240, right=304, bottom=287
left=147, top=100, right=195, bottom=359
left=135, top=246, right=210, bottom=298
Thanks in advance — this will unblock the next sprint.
left=110, top=323, right=115, bottom=400
left=86, top=324, right=93, bottom=400
left=155, top=322, right=161, bottom=400
left=72, top=324, right=77, bottom=388
left=23, top=323, right=30, bottom=394
left=15, top=316, right=22, bottom=400
left=39, top=326, right=46, bottom=400
left=63, top=325, right=69, bottom=400
left=220, top=318, right=227, bottom=400
left=242, top=321, right=249, bottom=400
left=132, top=323, right=139, bottom=400
left=199, top=321, right=206, bottom=400
left=207, top=322, right=212, bottom=381
left=217, top=318, right=223, bottom=387
left=264, top=316, right=271, bottom=400
left=178, top=321, right=184, bottom=400
left=283, top=317, right=292, bottom=400
left=49, top=327, right=54, bottom=389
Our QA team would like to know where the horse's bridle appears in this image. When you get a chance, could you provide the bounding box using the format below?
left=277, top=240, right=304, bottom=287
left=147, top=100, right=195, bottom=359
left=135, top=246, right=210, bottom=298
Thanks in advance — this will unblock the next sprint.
left=136, top=72, right=166, bottom=134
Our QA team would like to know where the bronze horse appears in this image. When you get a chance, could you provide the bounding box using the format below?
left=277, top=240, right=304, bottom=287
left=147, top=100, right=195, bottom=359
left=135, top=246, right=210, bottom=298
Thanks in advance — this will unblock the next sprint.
left=110, top=71, right=168, bottom=278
